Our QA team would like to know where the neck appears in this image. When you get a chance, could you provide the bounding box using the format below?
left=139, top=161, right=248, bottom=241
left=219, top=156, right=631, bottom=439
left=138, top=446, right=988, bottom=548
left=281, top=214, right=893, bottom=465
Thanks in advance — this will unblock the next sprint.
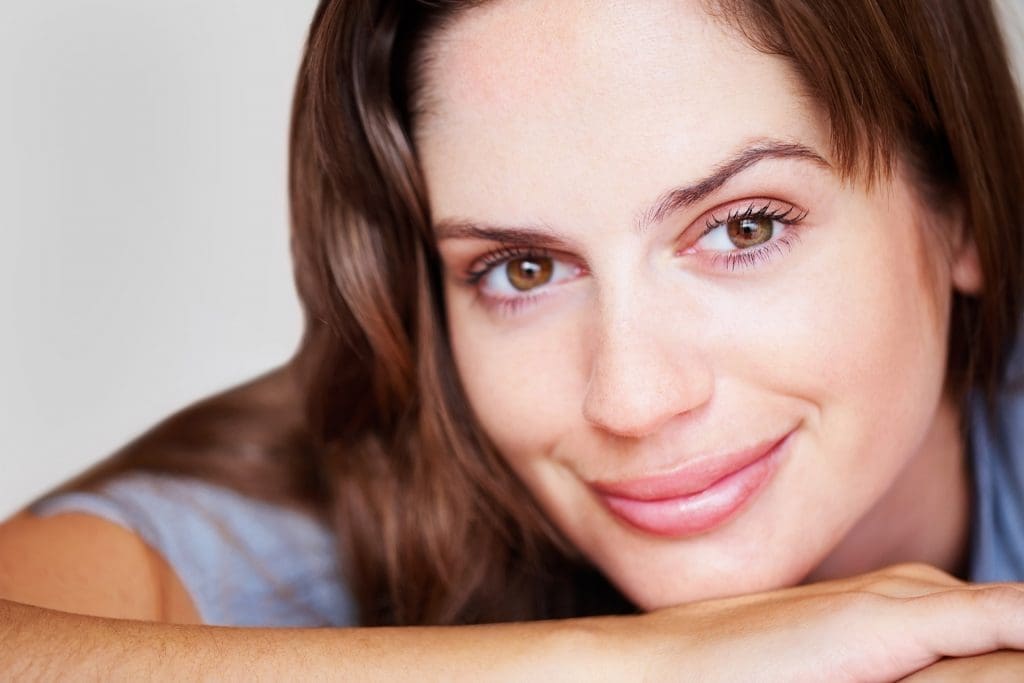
left=803, top=392, right=973, bottom=583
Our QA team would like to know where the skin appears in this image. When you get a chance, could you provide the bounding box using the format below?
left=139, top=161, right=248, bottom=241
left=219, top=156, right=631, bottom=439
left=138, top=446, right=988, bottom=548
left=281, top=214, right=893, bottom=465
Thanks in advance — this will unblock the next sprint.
left=419, top=0, right=983, bottom=611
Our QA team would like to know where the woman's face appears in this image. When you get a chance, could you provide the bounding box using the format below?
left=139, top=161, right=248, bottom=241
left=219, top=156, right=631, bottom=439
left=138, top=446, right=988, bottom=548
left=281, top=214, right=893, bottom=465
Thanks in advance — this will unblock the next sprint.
left=417, top=0, right=979, bottom=609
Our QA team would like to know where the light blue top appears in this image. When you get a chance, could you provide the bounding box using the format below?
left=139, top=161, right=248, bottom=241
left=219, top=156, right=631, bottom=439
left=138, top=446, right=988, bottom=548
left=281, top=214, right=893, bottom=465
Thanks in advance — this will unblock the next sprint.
left=26, top=349, right=1024, bottom=625
left=968, top=337, right=1024, bottom=582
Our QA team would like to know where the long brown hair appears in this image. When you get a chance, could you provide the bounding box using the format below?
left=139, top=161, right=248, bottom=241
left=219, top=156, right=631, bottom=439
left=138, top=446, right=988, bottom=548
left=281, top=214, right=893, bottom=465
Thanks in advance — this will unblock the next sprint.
left=51, top=0, right=1024, bottom=626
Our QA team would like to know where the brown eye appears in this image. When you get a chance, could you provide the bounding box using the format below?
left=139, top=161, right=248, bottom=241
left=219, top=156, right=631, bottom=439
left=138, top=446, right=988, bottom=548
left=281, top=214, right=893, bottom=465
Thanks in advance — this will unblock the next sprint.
left=726, top=216, right=774, bottom=249
left=506, top=257, right=554, bottom=291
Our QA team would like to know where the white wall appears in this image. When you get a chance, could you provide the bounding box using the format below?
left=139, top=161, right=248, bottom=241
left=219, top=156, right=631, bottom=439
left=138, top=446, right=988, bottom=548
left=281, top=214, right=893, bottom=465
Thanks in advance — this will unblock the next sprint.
left=0, top=1, right=317, bottom=516
left=1002, top=0, right=1024, bottom=92
left=2, top=1, right=1023, bottom=518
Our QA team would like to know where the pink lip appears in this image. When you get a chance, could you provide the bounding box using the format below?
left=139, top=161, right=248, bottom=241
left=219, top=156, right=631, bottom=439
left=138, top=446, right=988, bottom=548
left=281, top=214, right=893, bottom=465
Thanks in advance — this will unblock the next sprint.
left=591, top=429, right=795, bottom=538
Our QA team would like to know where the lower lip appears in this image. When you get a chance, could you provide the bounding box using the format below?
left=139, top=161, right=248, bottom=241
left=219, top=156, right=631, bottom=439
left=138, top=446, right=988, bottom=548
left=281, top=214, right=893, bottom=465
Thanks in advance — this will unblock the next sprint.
left=597, top=431, right=794, bottom=538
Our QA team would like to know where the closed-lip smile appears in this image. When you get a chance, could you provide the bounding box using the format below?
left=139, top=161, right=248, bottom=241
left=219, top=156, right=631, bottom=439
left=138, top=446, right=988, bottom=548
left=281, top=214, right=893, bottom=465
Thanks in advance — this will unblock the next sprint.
left=589, top=428, right=796, bottom=537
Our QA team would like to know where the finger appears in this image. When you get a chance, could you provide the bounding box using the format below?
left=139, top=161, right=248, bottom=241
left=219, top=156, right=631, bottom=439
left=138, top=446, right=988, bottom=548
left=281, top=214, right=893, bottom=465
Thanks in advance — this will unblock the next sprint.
left=879, top=563, right=968, bottom=587
left=895, top=586, right=1024, bottom=661
left=804, top=587, right=1024, bottom=682
left=783, top=563, right=967, bottom=602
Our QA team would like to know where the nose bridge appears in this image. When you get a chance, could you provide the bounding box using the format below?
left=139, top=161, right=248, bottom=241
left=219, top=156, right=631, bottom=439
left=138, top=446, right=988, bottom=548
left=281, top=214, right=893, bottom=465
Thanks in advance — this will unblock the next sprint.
left=582, top=280, right=714, bottom=439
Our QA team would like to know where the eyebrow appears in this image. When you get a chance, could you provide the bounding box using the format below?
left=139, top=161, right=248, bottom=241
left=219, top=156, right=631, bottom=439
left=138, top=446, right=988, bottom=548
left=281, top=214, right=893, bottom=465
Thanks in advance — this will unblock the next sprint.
left=635, top=140, right=830, bottom=232
left=433, top=139, right=830, bottom=244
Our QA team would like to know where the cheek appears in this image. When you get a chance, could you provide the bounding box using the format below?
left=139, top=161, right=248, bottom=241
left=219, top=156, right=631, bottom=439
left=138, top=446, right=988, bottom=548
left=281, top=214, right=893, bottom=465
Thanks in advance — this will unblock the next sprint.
left=803, top=207, right=948, bottom=417
left=738, top=195, right=952, bottom=521
left=447, top=295, right=586, bottom=469
left=714, top=183, right=950, bottom=411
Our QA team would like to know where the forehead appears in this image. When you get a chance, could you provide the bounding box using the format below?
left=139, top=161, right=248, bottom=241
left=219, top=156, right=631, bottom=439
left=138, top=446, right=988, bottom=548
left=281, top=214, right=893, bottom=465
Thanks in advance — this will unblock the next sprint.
left=414, top=0, right=828, bottom=230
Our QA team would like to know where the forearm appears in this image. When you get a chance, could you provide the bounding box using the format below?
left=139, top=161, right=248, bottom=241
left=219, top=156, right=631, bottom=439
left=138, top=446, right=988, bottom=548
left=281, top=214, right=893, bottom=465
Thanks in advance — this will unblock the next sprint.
left=0, top=599, right=627, bottom=681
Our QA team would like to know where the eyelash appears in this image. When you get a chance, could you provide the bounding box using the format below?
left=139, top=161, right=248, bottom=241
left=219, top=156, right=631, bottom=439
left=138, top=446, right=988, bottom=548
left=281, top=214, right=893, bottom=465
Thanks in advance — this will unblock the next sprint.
left=696, top=201, right=808, bottom=271
left=465, top=245, right=553, bottom=285
left=462, top=200, right=808, bottom=314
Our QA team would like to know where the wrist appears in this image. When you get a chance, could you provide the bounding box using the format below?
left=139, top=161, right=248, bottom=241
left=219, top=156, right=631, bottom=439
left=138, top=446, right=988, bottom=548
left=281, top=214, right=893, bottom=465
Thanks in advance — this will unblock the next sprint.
left=544, top=614, right=660, bottom=681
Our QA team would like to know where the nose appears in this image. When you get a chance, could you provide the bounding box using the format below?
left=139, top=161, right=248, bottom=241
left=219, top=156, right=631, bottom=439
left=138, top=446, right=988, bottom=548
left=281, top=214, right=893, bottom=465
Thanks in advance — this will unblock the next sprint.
left=582, top=298, right=714, bottom=439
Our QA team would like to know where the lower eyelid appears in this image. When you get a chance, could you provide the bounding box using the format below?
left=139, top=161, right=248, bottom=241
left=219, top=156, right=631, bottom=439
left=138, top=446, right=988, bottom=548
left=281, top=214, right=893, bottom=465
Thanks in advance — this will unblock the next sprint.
left=705, top=230, right=802, bottom=270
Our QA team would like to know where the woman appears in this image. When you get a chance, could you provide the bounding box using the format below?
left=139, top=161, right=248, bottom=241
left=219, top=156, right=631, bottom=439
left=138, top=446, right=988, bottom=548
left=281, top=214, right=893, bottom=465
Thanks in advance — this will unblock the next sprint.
left=3, top=0, right=1024, bottom=678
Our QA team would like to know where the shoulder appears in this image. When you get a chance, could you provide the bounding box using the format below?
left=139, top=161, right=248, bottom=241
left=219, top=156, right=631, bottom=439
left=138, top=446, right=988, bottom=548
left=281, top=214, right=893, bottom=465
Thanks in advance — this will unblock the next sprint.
left=7, top=472, right=356, bottom=627
left=0, top=505, right=195, bottom=622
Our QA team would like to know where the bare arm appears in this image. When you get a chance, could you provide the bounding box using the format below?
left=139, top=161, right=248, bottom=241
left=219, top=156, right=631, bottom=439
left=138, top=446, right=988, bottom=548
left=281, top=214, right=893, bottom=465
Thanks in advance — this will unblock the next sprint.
left=0, top=599, right=608, bottom=681
left=0, top=511, right=617, bottom=680
left=0, top=511, right=201, bottom=623
left=5, top=512, right=1024, bottom=680
left=7, top=580, right=1024, bottom=682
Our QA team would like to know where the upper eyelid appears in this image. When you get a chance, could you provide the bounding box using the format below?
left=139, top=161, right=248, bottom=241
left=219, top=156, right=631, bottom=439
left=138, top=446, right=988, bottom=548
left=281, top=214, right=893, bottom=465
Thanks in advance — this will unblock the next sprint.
left=465, top=245, right=583, bottom=283
left=466, top=245, right=540, bottom=277
left=690, top=198, right=807, bottom=239
left=702, top=198, right=801, bottom=224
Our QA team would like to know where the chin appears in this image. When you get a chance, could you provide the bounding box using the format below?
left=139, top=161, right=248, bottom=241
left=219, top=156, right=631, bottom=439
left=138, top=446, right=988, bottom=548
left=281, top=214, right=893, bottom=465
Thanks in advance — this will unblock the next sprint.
left=586, top=509, right=829, bottom=611
left=616, top=558, right=810, bottom=611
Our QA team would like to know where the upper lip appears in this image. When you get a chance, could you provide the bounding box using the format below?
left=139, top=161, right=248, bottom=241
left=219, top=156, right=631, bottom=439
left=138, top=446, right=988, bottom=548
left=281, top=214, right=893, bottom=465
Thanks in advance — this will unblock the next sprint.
left=589, top=429, right=793, bottom=501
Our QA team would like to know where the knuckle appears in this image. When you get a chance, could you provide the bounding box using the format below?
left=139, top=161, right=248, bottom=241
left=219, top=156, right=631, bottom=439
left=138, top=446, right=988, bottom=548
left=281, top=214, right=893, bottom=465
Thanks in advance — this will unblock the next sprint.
left=920, top=583, right=1024, bottom=614
left=861, top=576, right=922, bottom=597
left=969, top=584, right=1024, bottom=606
left=828, top=589, right=890, bottom=617
left=883, top=561, right=957, bottom=583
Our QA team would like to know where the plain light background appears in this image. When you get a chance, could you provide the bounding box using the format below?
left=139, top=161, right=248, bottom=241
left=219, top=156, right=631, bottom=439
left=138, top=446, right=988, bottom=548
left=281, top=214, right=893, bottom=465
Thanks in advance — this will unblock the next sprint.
left=1, top=1, right=317, bottom=517
left=2, top=1, right=1024, bottom=518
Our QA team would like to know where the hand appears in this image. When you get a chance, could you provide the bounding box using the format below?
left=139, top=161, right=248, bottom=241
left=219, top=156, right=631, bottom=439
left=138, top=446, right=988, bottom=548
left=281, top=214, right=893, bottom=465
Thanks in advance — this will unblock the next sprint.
left=899, top=650, right=1024, bottom=681
left=593, top=563, right=1024, bottom=682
